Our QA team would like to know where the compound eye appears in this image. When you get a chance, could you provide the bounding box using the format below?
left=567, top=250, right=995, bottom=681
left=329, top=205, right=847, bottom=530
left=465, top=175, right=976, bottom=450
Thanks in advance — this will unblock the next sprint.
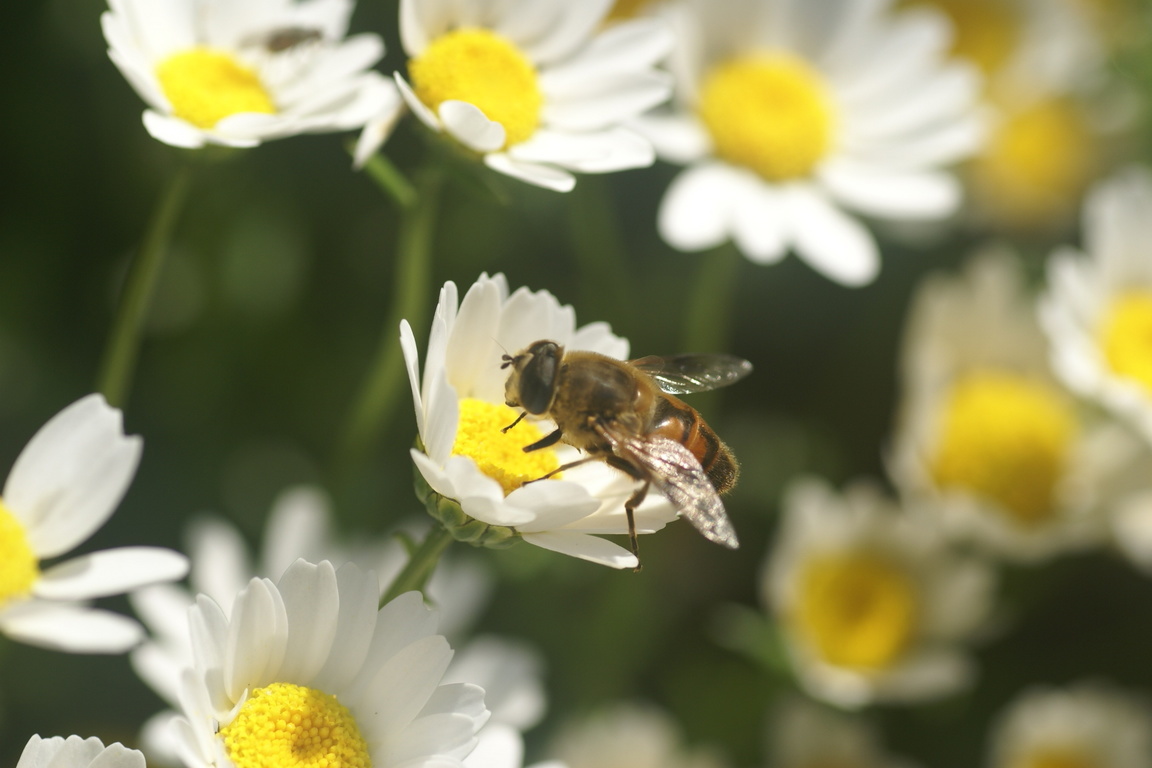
left=519, top=343, right=559, bottom=414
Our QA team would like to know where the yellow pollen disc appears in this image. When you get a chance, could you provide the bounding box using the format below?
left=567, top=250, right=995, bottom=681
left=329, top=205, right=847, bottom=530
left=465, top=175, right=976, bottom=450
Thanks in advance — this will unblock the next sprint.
left=1014, top=748, right=1099, bottom=768
left=1101, top=292, right=1152, bottom=396
left=0, top=500, right=39, bottom=608
left=794, top=551, right=918, bottom=671
left=931, top=371, right=1075, bottom=525
left=698, top=52, right=836, bottom=182
left=916, top=0, right=1022, bottom=74
left=409, top=28, right=543, bottom=148
left=219, top=682, right=370, bottom=768
left=452, top=399, right=562, bottom=495
left=974, top=99, right=1094, bottom=227
left=156, top=48, right=276, bottom=129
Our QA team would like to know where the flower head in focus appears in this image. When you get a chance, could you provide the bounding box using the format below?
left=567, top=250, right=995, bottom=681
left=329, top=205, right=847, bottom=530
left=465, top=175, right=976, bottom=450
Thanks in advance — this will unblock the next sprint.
left=764, top=478, right=994, bottom=707
left=0, top=394, right=187, bottom=654
left=891, top=250, right=1140, bottom=562
left=102, top=0, right=401, bottom=149
left=635, top=0, right=983, bottom=286
left=386, top=0, right=673, bottom=192
left=402, top=274, right=677, bottom=570
left=17, top=736, right=146, bottom=768
left=170, top=559, right=488, bottom=768
left=549, top=702, right=726, bottom=768
left=989, top=682, right=1152, bottom=768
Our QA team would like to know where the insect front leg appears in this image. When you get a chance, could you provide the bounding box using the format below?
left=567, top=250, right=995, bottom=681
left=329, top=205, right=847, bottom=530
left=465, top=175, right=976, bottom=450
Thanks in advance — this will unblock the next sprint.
left=605, top=454, right=647, bottom=572
left=522, top=428, right=562, bottom=452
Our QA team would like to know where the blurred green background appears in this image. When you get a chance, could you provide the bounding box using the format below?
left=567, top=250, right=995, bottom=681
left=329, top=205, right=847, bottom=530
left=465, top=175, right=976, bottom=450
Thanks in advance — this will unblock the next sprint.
left=6, top=0, right=1152, bottom=766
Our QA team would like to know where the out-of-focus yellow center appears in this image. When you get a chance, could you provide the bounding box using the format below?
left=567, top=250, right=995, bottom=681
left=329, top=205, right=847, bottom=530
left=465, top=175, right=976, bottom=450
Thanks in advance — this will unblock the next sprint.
left=605, top=0, right=659, bottom=22
left=794, top=551, right=917, bottom=670
left=0, top=500, right=39, bottom=608
left=1101, top=291, right=1152, bottom=395
left=931, top=371, right=1075, bottom=525
left=156, top=49, right=276, bottom=129
left=219, top=682, right=370, bottom=768
left=409, top=28, right=543, bottom=148
left=698, top=53, right=836, bottom=182
left=1012, top=747, right=1099, bottom=768
left=452, top=399, right=562, bottom=495
left=974, top=99, right=1094, bottom=227
left=919, top=0, right=1022, bottom=74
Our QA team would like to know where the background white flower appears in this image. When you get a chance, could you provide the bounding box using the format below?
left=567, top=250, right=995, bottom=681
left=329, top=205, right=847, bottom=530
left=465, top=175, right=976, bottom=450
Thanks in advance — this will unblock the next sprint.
left=635, top=0, right=984, bottom=285
left=402, top=273, right=677, bottom=570
left=764, top=477, right=994, bottom=708
left=769, top=698, right=916, bottom=768
left=102, top=0, right=400, bottom=148
left=548, top=702, right=725, bottom=768
left=17, top=736, right=145, bottom=768
left=0, top=394, right=187, bottom=654
left=389, top=0, right=673, bottom=191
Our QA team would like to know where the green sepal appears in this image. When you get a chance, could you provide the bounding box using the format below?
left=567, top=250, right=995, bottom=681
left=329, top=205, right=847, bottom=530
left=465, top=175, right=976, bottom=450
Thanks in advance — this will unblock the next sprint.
left=412, top=450, right=521, bottom=550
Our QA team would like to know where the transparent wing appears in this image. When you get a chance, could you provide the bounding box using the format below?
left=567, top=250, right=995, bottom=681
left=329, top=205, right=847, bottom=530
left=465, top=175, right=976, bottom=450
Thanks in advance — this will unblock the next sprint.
left=629, top=354, right=753, bottom=395
left=597, top=425, right=739, bottom=549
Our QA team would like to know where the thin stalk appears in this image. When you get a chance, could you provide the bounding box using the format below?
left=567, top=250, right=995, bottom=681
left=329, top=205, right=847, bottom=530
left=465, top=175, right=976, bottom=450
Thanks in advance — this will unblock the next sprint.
left=567, top=176, right=635, bottom=329
left=682, top=243, right=742, bottom=411
left=380, top=525, right=454, bottom=606
left=361, top=152, right=417, bottom=210
left=97, top=163, right=193, bottom=409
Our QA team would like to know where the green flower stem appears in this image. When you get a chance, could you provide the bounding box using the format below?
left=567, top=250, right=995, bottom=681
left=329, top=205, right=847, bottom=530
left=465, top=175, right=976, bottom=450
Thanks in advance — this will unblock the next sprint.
left=97, top=162, right=193, bottom=409
left=361, top=152, right=417, bottom=210
left=380, top=524, right=454, bottom=607
left=682, top=243, right=742, bottom=410
left=568, top=176, right=635, bottom=330
left=338, top=167, right=443, bottom=473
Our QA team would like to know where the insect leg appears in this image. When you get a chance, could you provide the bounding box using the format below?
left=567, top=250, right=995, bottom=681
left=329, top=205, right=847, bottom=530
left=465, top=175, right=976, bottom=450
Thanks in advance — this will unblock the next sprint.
left=624, top=480, right=649, bottom=572
left=501, top=411, right=528, bottom=433
left=524, top=455, right=601, bottom=484
left=521, top=428, right=562, bottom=452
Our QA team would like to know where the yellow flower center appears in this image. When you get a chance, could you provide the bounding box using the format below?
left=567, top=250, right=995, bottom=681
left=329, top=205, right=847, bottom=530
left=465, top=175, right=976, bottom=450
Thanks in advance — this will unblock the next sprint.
left=452, top=399, right=562, bottom=495
left=1101, top=291, right=1152, bottom=395
left=409, top=28, right=543, bottom=148
left=794, top=551, right=918, bottom=671
left=1014, top=748, right=1098, bottom=768
left=974, top=99, right=1094, bottom=226
left=156, top=48, right=276, bottom=129
left=697, top=52, right=836, bottom=182
left=918, top=0, right=1022, bottom=75
left=219, top=682, right=370, bottom=768
left=931, top=371, right=1075, bottom=525
left=0, top=500, right=39, bottom=608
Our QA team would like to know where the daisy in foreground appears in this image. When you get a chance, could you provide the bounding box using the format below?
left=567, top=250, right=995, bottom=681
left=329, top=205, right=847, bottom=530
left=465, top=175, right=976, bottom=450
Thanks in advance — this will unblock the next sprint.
left=102, top=0, right=400, bottom=148
left=0, top=394, right=187, bottom=653
left=17, top=736, right=145, bottom=768
left=890, top=251, right=1140, bottom=562
left=401, top=273, right=677, bottom=570
left=989, top=682, right=1152, bottom=768
left=635, top=0, right=984, bottom=286
left=384, top=0, right=672, bottom=191
left=1041, top=167, right=1152, bottom=447
left=764, top=478, right=994, bottom=707
left=169, top=559, right=488, bottom=768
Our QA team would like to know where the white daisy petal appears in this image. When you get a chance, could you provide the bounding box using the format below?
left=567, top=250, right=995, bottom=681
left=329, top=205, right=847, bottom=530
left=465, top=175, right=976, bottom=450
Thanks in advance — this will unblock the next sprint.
left=275, top=559, right=340, bottom=684
left=0, top=602, right=143, bottom=654
left=630, top=113, right=711, bottom=165
left=141, top=111, right=214, bottom=149
left=522, top=530, right=638, bottom=569
left=542, top=72, right=672, bottom=132
left=785, top=185, right=880, bottom=287
left=732, top=180, right=788, bottom=264
left=484, top=154, right=576, bottom=192
left=508, top=127, right=654, bottom=173
left=517, top=0, right=614, bottom=64
left=819, top=161, right=961, bottom=219
left=440, top=100, right=507, bottom=152
left=658, top=162, right=743, bottom=253
left=34, top=547, right=189, bottom=600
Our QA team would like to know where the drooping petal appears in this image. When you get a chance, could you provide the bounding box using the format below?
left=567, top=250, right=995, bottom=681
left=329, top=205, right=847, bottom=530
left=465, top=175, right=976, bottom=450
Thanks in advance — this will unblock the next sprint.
left=34, top=547, right=188, bottom=600
left=0, top=602, right=143, bottom=653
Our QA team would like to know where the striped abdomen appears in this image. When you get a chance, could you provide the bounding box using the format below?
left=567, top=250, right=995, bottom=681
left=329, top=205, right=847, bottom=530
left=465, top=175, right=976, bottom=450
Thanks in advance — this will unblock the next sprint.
left=649, top=395, right=739, bottom=494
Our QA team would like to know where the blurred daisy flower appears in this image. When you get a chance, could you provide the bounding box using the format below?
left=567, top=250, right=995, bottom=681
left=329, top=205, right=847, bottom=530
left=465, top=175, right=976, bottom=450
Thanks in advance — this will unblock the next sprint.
left=549, top=702, right=726, bottom=768
left=770, top=699, right=915, bottom=768
left=890, top=250, right=1141, bottom=562
left=764, top=478, right=994, bottom=708
left=0, top=394, right=187, bottom=654
left=1041, top=168, right=1152, bottom=446
left=130, top=485, right=491, bottom=764
left=401, top=273, right=676, bottom=570
left=386, top=0, right=673, bottom=192
left=170, top=559, right=488, bottom=768
left=989, top=682, right=1152, bottom=768
left=17, top=736, right=145, bottom=768
left=910, top=0, right=1114, bottom=232
left=102, top=0, right=401, bottom=149
left=635, top=0, right=983, bottom=286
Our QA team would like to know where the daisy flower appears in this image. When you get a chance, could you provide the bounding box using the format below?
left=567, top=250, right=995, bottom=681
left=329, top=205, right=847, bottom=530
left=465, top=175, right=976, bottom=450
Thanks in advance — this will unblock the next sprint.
left=102, top=0, right=401, bottom=149
left=890, top=250, right=1140, bottom=562
left=634, top=0, right=983, bottom=286
left=0, top=394, right=187, bottom=654
left=388, top=0, right=673, bottom=192
left=401, top=273, right=677, bottom=570
left=549, top=702, right=726, bottom=768
left=764, top=477, right=994, bottom=708
left=989, top=682, right=1152, bottom=768
left=169, top=559, right=488, bottom=768
left=17, top=736, right=145, bottom=768
left=769, top=699, right=915, bottom=768
left=1040, top=167, right=1152, bottom=447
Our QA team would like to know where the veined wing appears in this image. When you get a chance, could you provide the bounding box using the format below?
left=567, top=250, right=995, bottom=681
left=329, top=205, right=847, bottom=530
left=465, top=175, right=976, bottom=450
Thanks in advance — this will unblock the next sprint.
left=629, top=354, right=753, bottom=395
left=596, top=424, right=739, bottom=549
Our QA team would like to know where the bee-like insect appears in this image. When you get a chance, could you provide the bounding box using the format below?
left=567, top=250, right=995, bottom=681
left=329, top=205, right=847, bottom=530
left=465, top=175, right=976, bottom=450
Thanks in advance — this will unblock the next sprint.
left=501, top=340, right=751, bottom=563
